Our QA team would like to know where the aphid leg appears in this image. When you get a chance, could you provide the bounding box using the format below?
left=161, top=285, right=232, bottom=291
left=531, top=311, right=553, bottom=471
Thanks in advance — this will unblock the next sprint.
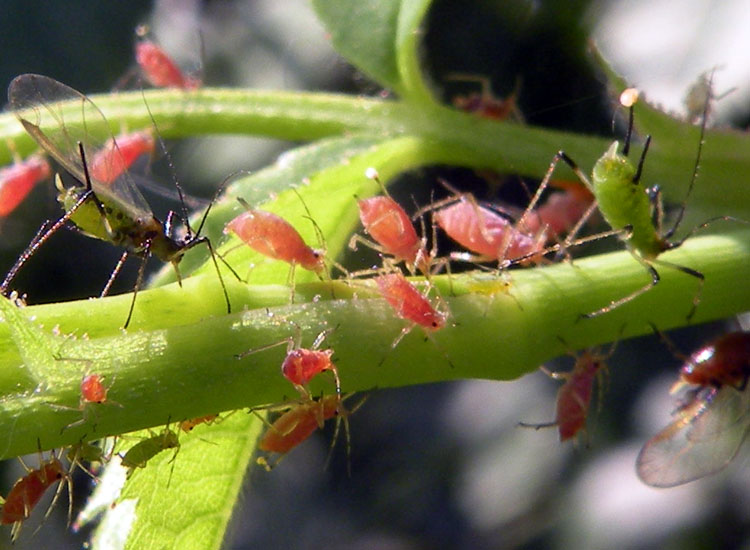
left=581, top=250, right=660, bottom=319
left=100, top=251, right=129, bottom=298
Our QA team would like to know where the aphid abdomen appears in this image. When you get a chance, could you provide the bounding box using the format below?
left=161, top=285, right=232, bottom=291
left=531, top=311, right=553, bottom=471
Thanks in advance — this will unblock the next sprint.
left=591, top=142, right=662, bottom=257
left=358, top=196, right=421, bottom=263
left=281, top=349, right=334, bottom=387
left=226, top=209, right=323, bottom=272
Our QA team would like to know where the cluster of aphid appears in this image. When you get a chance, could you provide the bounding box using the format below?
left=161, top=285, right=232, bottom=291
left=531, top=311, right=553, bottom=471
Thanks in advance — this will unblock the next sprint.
left=0, top=28, right=747, bottom=539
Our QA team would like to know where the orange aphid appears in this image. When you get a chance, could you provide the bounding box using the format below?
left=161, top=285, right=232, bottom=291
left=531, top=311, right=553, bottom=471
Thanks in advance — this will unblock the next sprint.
left=448, top=74, right=523, bottom=122
left=258, top=395, right=340, bottom=454
left=89, top=130, right=155, bottom=184
left=0, top=155, right=50, bottom=216
left=225, top=201, right=325, bottom=274
left=180, top=414, right=219, bottom=433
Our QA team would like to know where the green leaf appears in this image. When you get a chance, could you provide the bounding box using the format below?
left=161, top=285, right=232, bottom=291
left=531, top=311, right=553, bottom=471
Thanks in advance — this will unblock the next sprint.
left=110, top=414, right=263, bottom=550
left=312, top=0, right=436, bottom=102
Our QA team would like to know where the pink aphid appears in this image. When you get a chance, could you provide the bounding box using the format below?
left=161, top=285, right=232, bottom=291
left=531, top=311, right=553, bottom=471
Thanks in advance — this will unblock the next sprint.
left=0, top=155, right=50, bottom=216
left=376, top=273, right=446, bottom=334
left=225, top=205, right=325, bottom=274
left=353, top=168, right=431, bottom=275
left=135, top=40, right=201, bottom=90
left=89, top=131, right=155, bottom=184
left=519, top=180, right=595, bottom=239
left=356, top=196, right=428, bottom=270
left=434, top=197, right=547, bottom=264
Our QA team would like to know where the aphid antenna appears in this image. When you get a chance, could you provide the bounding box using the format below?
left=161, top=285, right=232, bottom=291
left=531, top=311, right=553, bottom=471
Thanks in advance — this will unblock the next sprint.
left=324, top=393, right=368, bottom=476
left=662, top=71, right=714, bottom=240
left=139, top=87, right=192, bottom=236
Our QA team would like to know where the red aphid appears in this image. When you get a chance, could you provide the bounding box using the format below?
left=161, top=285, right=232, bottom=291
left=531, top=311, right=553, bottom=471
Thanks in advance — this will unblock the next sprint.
left=553, top=350, right=608, bottom=441
left=282, top=348, right=335, bottom=388
left=0, top=155, right=51, bottom=216
left=676, top=331, right=750, bottom=389
left=225, top=208, right=325, bottom=273
left=434, top=197, right=546, bottom=264
left=89, top=131, right=155, bottom=184
left=637, top=332, right=750, bottom=487
left=375, top=273, right=446, bottom=332
left=453, top=90, right=518, bottom=121
left=80, top=374, right=108, bottom=404
left=238, top=327, right=341, bottom=403
left=1, top=455, right=71, bottom=540
left=135, top=40, right=201, bottom=90
left=259, top=395, right=340, bottom=454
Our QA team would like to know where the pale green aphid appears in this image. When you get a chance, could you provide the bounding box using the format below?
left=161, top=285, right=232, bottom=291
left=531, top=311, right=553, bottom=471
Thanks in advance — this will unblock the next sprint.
left=120, top=427, right=180, bottom=478
left=519, top=77, right=741, bottom=318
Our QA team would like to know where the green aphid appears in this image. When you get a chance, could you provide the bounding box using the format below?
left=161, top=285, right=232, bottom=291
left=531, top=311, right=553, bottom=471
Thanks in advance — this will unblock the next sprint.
left=120, top=428, right=180, bottom=478
left=522, top=75, right=743, bottom=319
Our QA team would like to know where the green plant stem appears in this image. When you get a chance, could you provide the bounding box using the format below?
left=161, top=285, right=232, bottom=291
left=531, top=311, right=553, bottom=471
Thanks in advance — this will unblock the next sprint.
left=1, top=230, right=749, bottom=459
left=1, top=89, right=747, bottom=217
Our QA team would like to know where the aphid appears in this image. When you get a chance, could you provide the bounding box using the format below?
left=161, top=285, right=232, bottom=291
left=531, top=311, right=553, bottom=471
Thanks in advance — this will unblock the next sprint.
left=119, top=425, right=180, bottom=478
left=134, top=25, right=202, bottom=90
left=350, top=168, right=434, bottom=276
left=2, top=74, right=231, bottom=328
left=520, top=345, right=615, bottom=442
left=447, top=74, right=523, bottom=122
left=258, top=395, right=341, bottom=455
left=256, top=393, right=365, bottom=472
left=518, top=179, right=596, bottom=241
left=237, top=325, right=341, bottom=405
left=429, top=185, right=549, bottom=266
left=1, top=453, right=72, bottom=541
left=0, top=154, right=51, bottom=216
left=375, top=272, right=448, bottom=351
left=225, top=198, right=325, bottom=274
left=89, top=130, right=155, bottom=184
left=66, top=438, right=114, bottom=480
left=523, top=76, right=744, bottom=318
left=224, top=196, right=332, bottom=301
left=637, top=332, right=750, bottom=487
left=179, top=414, right=219, bottom=433
left=80, top=373, right=109, bottom=404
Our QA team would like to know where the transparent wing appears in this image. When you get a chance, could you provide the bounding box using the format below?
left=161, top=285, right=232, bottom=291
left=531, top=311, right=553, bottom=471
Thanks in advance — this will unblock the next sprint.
left=636, top=386, right=750, bottom=487
left=8, top=73, right=152, bottom=216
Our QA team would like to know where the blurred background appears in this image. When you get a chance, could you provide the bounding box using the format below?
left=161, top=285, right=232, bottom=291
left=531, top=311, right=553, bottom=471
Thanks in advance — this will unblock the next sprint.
left=0, top=0, right=748, bottom=548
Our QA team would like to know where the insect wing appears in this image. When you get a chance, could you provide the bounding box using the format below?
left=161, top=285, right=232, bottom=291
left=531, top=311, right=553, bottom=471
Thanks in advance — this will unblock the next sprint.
left=8, top=74, right=153, bottom=216
left=637, top=386, right=750, bottom=487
